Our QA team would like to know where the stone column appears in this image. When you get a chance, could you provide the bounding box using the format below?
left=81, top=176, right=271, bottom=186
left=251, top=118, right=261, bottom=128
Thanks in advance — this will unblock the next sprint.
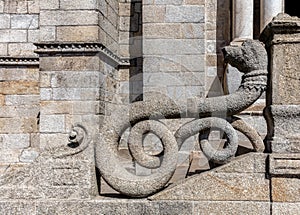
left=227, top=0, right=254, bottom=94
left=260, top=0, right=284, bottom=31
left=232, top=0, right=254, bottom=41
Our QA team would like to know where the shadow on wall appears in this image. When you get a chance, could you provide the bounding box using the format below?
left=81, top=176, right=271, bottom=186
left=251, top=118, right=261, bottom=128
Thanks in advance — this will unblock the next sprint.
left=129, top=1, right=143, bottom=103
left=207, top=0, right=231, bottom=98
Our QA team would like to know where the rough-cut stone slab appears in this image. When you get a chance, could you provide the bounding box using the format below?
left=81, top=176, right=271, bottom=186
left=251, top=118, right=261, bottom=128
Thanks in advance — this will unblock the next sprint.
left=150, top=153, right=269, bottom=201
left=272, top=177, right=300, bottom=202
left=273, top=203, right=300, bottom=215
left=194, top=201, right=270, bottom=215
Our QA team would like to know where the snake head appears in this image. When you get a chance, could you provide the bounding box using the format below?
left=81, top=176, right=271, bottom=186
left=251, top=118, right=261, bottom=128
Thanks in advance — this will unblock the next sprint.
left=222, top=40, right=268, bottom=73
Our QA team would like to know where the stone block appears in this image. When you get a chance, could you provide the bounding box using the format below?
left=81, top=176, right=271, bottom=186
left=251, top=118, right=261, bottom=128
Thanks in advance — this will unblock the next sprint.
left=154, top=0, right=183, bottom=5
left=181, top=23, right=205, bottom=39
left=27, top=0, right=40, bottom=13
left=11, top=15, right=39, bottom=29
left=0, top=134, right=30, bottom=149
left=0, top=30, right=27, bottom=42
left=143, top=5, right=166, bottom=23
left=60, top=0, right=97, bottom=9
left=143, top=23, right=181, bottom=39
left=57, top=26, right=99, bottom=42
left=143, top=55, right=181, bottom=73
left=165, top=5, right=205, bottom=23
left=0, top=81, right=39, bottom=95
left=5, top=95, right=39, bottom=106
left=27, top=29, right=39, bottom=42
left=40, top=10, right=98, bottom=26
left=265, top=105, right=300, bottom=153
left=19, top=149, right=39, bottom=163
left=119, top=2, right=132, bottom=16
left=0, top=149, right=21, bottom=163
left=39, top=115, right=65, bottom=133
left=194, top=201, right=270, bottom=215
left=4, top=0, right=28, bottom=13
left=8, top=43, right=37, bottom=57
left=39, top=26, right=56, bottom=41
left=50, top=71, right=102, bottom=88
left=39, top=133, right=69, bottom=149
left=0, top=201, right=36, bottom=215
left=181, top=55, right=205, bottom=72
left=41, top=101, right=99, bottom=115
left=151, top=172, right=270, bottom=201
left=184, top=0, right=205, bottom=4
left=273, top=203, right=300, bottom=215
left=143, top=39, right=205, bottom=55
left=39, top=56, right=100, bottom=71
left=0, top=43, right=8, bottom=55
left=52, top=88, right=99, bottom=101
left=269, top=43, right=300, bottom=105
left=272, top=177, right=300, bottom=202
left=216, top=153, right=267, bottom=174
left=39, top=0, right=59, bottom=9
left=40, top=88, right=52, bottom=101
left=0, top=14, right=10, bottom=28
left=0, top=106, right=39, bottom=118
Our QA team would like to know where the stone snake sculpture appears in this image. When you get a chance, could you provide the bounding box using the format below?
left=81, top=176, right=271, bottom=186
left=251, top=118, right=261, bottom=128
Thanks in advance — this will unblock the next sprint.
left=95, top=40, right=268, bottom=197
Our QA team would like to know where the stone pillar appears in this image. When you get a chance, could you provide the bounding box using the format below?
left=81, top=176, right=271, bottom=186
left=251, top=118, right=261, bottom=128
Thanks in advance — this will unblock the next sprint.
left=232, top=0, right=254, bottom=41
left=261, top=14, right=300, bottom=205
left=260, top=0, right=284, bottom=32
left=261, top=14, right=300, bottom=154
left=35, top=0, right=122, bottom=197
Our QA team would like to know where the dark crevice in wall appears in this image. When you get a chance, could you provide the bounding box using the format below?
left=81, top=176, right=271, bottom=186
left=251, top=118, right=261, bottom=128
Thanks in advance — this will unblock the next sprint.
left=129, top=1, right=143, bottom=103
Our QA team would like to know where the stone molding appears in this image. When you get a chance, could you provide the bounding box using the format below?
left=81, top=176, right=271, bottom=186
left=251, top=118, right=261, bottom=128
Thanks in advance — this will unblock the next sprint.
left=34, top=42, right=130, bottom=67
left=260, top=13, right=300, bottom=46
left=0, top=57, right=39, bottom=66
left=269, top=154, right=300, bottom=176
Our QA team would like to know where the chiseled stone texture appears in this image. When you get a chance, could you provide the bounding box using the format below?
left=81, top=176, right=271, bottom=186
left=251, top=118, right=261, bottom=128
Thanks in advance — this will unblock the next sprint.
left=273, top=203, right=300, bottom=215
left=272, top=177, right=300, bottom=202
left=0, top=199, right=273, bottom=214
left=150, top=153, right=270, bottom=201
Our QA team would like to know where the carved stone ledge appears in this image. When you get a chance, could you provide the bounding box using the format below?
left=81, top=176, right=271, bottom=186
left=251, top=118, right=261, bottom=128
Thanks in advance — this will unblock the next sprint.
left=269, top=154, right=300, bottom=176
left=260, top=13, right=300, bottom=47
left=34, top=42, right=130, bottom=67
left=0, top=57, right=39, bottom=66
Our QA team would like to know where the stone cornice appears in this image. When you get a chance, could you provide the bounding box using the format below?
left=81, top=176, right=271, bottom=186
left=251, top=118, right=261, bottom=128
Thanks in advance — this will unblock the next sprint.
left=260, top=13, right=300, bottom=47
left=0, top=57, right=39, bottom=66
left=34, top=42, right=130, bottom=67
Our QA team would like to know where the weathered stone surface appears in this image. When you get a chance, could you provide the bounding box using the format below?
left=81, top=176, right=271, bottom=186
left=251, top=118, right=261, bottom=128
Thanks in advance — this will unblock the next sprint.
left=11, top=15, right=39, bottom=29
left=165, top=5, right=205, bottom=23
left=273, top=203, right=300, bottom=215
left=40, top=11, right=98, bottom=26
left=272, top=177, right=300, bottom=202
left=150, top=153, right=270, bottom=201
left=0, top=30, right=27, bottom=42
left=194, top=201, right=270, bottom=215
left=39, top=56, right=100, bottom=71
left=57, top=26, right=100, bottom=42
left=264, top=105, right=300, bottom=153
left=39, top=115, right=65, bottom=133
left=0, top=81, right=39, bottom=95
